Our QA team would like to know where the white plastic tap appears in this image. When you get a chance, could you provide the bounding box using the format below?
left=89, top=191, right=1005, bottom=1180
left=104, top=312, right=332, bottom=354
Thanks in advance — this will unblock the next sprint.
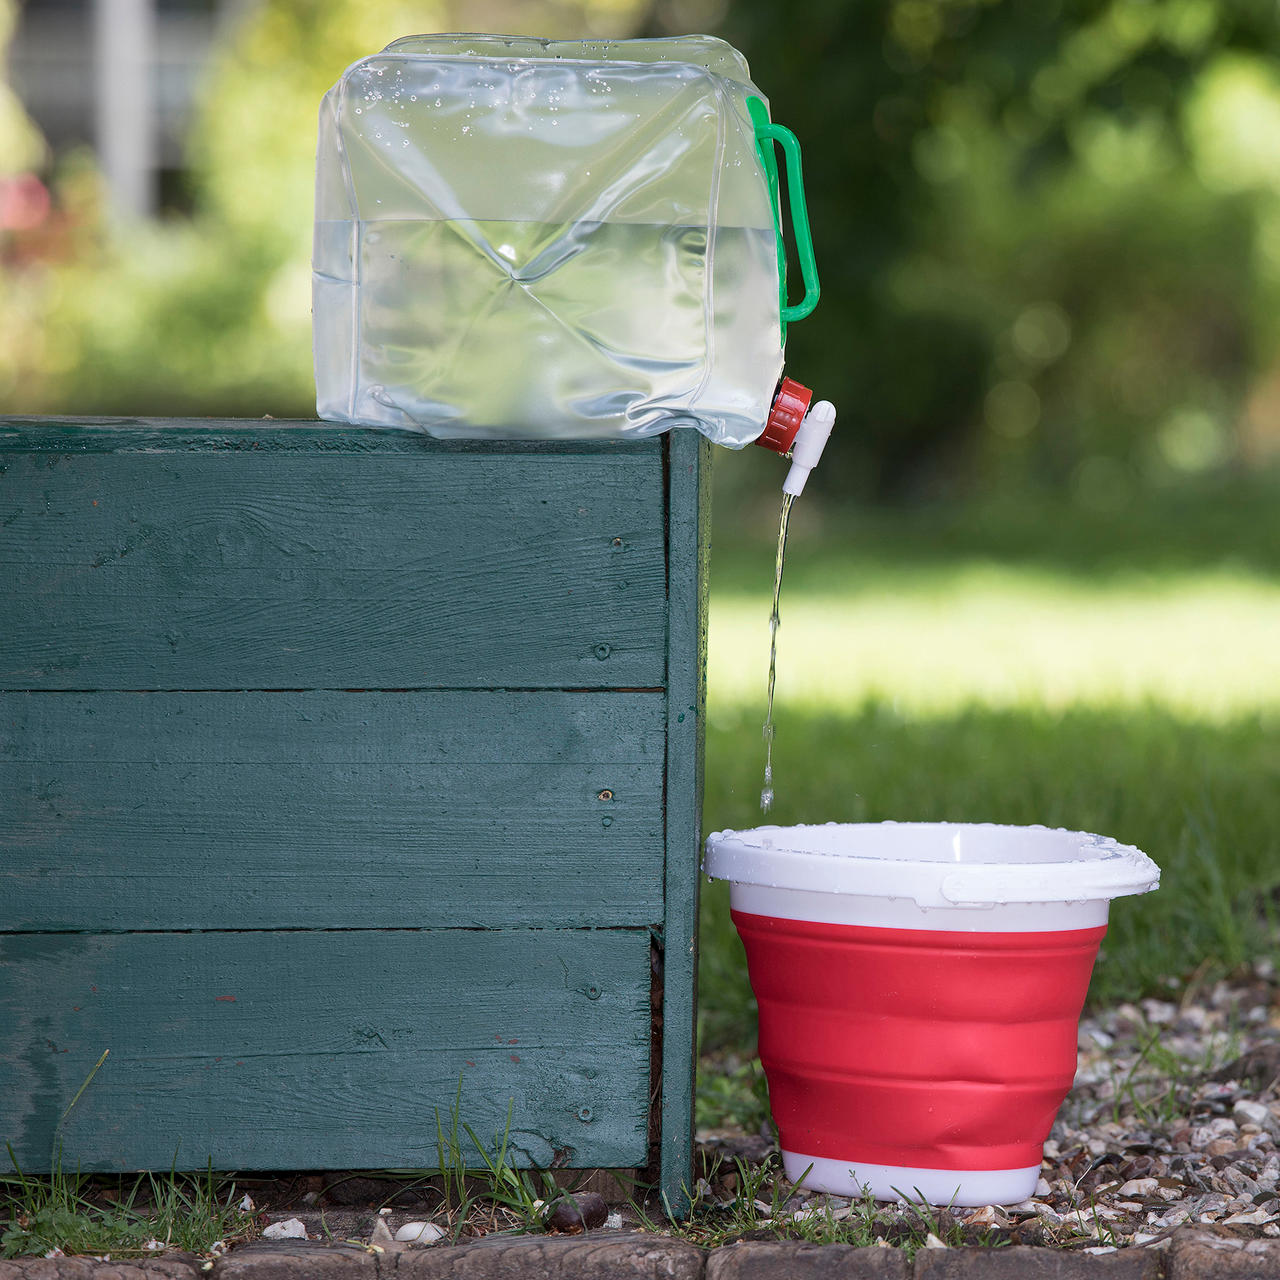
left=782, top=400, right=836, bottom=497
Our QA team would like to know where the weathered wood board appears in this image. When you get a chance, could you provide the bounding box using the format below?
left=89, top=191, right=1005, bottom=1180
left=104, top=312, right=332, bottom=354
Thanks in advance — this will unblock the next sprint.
left=0, top=445, right=665, bottom=690
left=0, top=418, right=709, bottom=1214
left=0, top=690, right=664, bottom=930
left=0, top=928, right=651, bottom=1172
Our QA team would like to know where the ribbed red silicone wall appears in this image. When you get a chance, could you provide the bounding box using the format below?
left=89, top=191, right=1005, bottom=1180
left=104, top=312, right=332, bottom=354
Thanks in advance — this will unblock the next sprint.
left=732, top=911, right=1106, bottom=1171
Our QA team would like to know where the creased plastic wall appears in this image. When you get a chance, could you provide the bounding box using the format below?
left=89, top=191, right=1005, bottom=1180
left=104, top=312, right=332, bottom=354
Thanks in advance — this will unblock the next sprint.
left=313, top=35, right=783, bottom=444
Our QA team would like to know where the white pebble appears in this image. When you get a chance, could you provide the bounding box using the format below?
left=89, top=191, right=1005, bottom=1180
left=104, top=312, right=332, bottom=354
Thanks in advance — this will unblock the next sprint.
left=966, top=1205, right=1003, bottom=1227
left=395, top=1221, right=445, bottom=1244
left=262, top=1218, right=308, bottom=1240
left=1224, top=1207, right=1274, bottom=1226
left=1141, top=999, right=1177, bottom=1025
left=1235, top=1099, right=1272, bottom=1128
left=1119, top=1178, right=1158, bottom=1197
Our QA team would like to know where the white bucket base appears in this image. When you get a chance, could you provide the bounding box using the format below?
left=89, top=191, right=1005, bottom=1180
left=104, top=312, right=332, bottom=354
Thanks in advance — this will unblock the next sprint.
left=782, top=1149, right=1041, bottom=1207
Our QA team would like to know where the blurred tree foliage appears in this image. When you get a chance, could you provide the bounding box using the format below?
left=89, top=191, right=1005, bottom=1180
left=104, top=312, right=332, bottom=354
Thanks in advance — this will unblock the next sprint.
left=697, top=0, right=1280, bottom=499
left=3, top=0, right=1280, bottom=502
left=0, top=0, right=40, bottom=176
left=0, top=0, right=646, bottom=418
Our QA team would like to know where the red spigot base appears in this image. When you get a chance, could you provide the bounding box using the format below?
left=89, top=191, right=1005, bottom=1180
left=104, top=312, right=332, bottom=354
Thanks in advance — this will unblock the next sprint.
left=755, top=377, right=814, bottom=455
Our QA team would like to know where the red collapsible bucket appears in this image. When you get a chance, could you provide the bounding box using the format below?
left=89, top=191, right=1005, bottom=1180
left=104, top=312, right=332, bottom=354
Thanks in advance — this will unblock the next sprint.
left=703, top=822, right=1159, bottom=1206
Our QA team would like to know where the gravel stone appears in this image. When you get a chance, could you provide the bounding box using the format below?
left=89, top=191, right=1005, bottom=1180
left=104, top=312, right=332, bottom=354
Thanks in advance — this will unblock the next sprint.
left=956, top=970, right=1280, bottom=1248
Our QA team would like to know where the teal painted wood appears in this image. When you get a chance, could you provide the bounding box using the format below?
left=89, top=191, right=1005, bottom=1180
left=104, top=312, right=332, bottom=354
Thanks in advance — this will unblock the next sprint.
left=659, top=431, right=712, bottom=1218
left=0, top=417, right=710, bottom=1199
left=0, top=443, right=664, bottom=690
left=0, top=690, right=664, bottom=931
left=0, top=418, right=650, bottom=455
left=0, top=928, right=651, bottom=1173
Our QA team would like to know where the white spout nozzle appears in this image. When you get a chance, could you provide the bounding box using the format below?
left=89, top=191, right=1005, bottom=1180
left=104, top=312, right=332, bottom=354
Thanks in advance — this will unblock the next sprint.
left=783, top=400, right=836, bottom=497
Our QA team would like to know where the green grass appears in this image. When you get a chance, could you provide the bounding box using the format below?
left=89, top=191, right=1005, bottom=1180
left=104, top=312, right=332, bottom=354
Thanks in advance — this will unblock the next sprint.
left=698, top=487, right=1280, bottom=1062
left=639, top=1152, right=1003, bottom=1253
left=0, top=1160, right=254, bottom=1260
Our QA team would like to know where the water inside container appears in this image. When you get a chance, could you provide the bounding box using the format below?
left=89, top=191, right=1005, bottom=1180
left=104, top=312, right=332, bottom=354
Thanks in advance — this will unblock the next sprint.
left=314, top=218, right=779, bottom=438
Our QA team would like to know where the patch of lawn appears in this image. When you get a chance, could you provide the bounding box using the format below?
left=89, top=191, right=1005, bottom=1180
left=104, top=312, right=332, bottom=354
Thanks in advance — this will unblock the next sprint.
left=700, top=701, right=1280, bottom=1054
left=0, top=1163, right=253, bottom=1260
left=699, top=489, right=1280, bottom=1062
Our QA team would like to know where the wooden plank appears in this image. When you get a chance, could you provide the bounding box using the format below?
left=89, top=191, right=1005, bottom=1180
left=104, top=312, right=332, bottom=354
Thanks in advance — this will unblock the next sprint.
left=0, top=691, right=664, bottom=931
left=0, top=448, right=665, bottom=690
left=0, top=418, right=656, bottom=455
left=659, top=430, right=712, bottom=1217
left=0, top=927, right=652, bottom=1173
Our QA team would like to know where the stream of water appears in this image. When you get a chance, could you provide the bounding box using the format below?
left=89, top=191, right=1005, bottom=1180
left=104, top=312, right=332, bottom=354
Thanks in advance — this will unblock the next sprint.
left=760, top=491, right=795, bottom=814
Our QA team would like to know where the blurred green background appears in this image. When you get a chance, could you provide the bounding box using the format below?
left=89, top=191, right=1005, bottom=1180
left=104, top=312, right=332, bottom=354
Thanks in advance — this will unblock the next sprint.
left=5, top=0, right=1280, bottom=1073
left=5, top=0, right=1280, bottom=505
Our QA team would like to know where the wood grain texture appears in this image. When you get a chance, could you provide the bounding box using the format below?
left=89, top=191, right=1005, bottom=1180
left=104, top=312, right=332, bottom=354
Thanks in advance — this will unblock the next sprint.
left=0, top=445, right=664, bottom=690
left=0, top=690, right=664, bottom=931
left=0, top=928, right=651, bottom=1172
left=0, top=418, right=710, bottom=1183
left=0, top=419, right=656, bottom=454
left=659, top=432, right=712, bottom=1217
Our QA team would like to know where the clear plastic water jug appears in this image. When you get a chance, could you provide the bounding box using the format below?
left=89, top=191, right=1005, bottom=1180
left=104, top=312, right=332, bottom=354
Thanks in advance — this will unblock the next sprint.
left=312, top=34, right=819, bottom=445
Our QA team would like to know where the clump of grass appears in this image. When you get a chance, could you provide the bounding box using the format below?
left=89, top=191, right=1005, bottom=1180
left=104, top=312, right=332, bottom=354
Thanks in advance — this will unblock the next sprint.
left=636, top=1152, right=985, bottom=1257
left=0, top=1156, right=255, bottom=1260
left=436, top=1092, right=563, bottom=1238
left=322, top=1080, right=569, bottom=1242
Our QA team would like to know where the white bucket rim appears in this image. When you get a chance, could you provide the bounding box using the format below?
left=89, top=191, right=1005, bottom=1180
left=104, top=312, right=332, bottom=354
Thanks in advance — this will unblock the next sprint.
left=703, top=821, right=1159, bottom=910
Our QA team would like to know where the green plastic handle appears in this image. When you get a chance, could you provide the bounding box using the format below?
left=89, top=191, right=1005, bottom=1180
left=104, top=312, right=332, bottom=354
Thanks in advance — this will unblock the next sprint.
left=748, top=99, right=820, bottom=331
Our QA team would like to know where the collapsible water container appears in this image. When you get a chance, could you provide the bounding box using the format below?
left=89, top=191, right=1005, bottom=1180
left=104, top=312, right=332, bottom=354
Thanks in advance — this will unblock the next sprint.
left=313, top=34, right=819, bottom=444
